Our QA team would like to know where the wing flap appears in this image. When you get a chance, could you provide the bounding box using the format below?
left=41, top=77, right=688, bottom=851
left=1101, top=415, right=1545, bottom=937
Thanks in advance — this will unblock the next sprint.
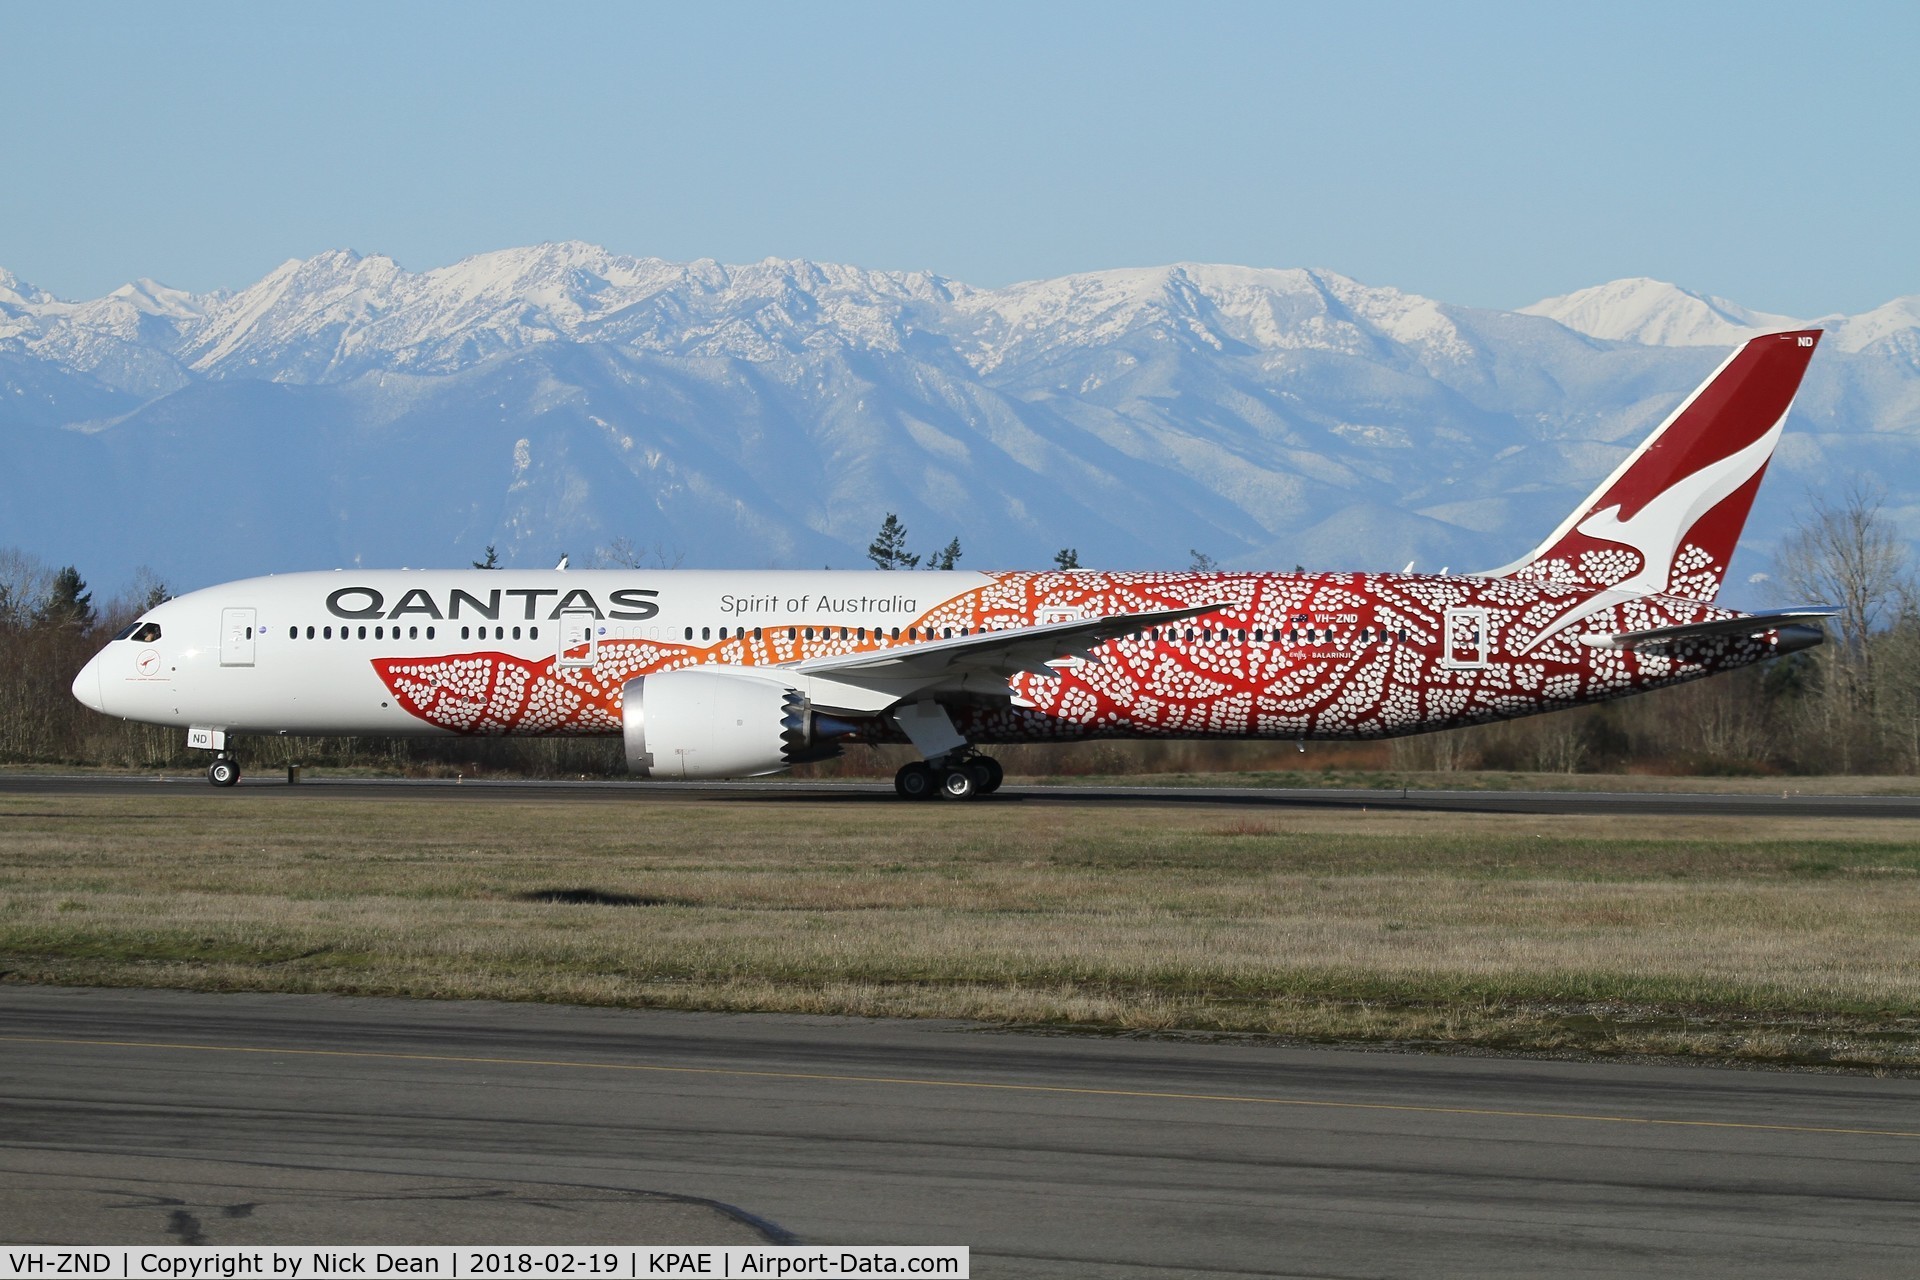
left=790, top=601, right=1221, bottom=682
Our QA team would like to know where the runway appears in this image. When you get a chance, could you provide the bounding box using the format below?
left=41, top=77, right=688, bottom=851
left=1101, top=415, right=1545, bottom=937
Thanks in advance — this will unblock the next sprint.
left=4, top=770, right=1918, bottom=819
left=2, top=988, right=1917, bottom=1277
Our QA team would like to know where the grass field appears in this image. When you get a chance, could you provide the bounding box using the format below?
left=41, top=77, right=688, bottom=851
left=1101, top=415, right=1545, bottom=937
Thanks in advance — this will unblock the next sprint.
left=2, top=788, right=1918, bottom=1070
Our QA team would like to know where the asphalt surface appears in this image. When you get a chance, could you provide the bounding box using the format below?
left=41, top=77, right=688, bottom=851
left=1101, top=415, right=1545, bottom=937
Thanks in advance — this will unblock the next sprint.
left=4, top=770, right=1919, bottom=818
left=2, top=988, right=1918, bottom=1276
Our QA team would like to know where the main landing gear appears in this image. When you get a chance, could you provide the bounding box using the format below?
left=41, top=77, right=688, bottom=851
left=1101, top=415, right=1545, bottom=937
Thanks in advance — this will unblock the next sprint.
left=207, top=755, right=241, bottom=787
left=894, top=754, right=1004, bottom=801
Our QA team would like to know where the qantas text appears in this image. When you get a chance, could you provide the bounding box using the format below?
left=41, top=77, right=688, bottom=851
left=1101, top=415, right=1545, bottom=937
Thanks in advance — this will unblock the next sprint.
left=325, top=587, right=660, bottom=622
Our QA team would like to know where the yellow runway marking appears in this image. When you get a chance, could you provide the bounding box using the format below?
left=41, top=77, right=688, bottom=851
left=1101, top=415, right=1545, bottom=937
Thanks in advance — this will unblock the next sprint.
left=5, top=1034, right=1917, bottom=1141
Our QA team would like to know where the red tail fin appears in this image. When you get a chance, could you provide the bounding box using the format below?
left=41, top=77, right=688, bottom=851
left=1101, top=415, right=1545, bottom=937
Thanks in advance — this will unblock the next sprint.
left=1486, top=329, right=1821, bottom=601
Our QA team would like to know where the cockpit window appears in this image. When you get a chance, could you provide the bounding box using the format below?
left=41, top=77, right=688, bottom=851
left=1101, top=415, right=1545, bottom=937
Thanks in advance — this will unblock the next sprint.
left=111, top=622, right=140, bottom=641
left=131, top=622, right=162, bottom=642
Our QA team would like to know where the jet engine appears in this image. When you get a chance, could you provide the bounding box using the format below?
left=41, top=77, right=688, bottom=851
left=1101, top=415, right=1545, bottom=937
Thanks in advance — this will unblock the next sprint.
left=621, top=668, right=853, bottom=780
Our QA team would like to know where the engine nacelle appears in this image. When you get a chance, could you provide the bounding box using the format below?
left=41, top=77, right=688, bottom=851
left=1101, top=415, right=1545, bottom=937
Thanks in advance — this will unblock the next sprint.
left=621, top=668, right=846, bottom=780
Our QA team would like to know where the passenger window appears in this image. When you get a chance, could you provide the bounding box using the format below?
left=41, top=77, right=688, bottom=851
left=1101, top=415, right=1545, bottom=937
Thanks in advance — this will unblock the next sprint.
left=495, top=626, right=505, bottom=640
left=461, top=626, right=471, bottom=640
left=787, top=627, right=796, bottom=640
left=426, top=626, right=435, bottom=639
left=754, top=627, right=763, bottom=640
left=702, top=627, right=711, bottom=640
left=374, top=626, right=384, bottom=639
left=511, top=626, right=521, bottom=640
left=530, top=626, right=538, bottom=640
left=324, top=626, right=333, bottom=639
left=409, top=626, right=418, bottom=639
left=804, top=628, right=814, bottom=640
left=288, top=627, right=297, bottom=639
left=357, top=626, right=367, bottom=640
left=306, top=626, right=315, bottom=639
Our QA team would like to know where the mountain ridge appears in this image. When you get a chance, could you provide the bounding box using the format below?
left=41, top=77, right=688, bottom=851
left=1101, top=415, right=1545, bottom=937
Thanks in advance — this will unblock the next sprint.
left=2, top=245, right=1915, bottom=598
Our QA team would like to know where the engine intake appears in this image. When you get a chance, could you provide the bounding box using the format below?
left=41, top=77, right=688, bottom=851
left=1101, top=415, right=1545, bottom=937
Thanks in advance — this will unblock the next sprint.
left=621, top=668, right=848, bottom=780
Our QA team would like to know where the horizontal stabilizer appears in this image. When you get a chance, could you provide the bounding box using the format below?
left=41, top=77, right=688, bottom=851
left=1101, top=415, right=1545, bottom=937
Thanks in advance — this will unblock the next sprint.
left=1578, top=607, right=1836, bottom=651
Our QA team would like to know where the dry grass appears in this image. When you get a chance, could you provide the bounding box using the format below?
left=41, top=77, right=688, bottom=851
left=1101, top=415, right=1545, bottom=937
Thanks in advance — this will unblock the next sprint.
left=2, top=791, right=1918, bottom=1069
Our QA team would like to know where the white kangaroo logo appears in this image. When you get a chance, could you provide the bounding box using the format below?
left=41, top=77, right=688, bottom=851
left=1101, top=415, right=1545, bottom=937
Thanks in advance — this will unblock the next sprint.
left=1509, top=413, right=1787, bottom=657
left=1574, top=414, right=1785, bottom=597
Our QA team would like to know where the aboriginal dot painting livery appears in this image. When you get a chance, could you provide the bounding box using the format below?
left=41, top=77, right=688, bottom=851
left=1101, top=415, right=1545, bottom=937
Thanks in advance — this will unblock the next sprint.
left=72, top=331, right=1837, bottom=798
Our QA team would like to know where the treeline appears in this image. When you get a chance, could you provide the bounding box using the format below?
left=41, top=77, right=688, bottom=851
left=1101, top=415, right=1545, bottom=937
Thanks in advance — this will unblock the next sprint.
left=0, top=551, right=179, bottom=769
left=8, top=486, right=1919, bottom=778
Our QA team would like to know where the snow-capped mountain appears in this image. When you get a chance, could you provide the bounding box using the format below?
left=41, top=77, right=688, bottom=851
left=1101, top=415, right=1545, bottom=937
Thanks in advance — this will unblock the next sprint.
left=1524, top=276, right=1920, bottom=357
left=2, top=243, right=1916, bottom=600
left=1520, top=278, right=1800, bottom=348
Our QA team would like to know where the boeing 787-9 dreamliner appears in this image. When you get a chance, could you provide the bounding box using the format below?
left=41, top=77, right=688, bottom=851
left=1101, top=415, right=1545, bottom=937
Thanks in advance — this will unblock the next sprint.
left=73, top=330, right=1834, bottom=799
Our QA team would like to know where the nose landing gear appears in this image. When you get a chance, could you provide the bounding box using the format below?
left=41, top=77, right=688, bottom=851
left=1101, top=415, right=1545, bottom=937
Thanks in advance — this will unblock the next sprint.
left=189, top=726, right=240, bottom=787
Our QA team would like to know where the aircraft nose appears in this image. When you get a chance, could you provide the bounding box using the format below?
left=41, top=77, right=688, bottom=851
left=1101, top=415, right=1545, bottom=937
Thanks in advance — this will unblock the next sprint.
left=71, top=654, right=105, bottom=714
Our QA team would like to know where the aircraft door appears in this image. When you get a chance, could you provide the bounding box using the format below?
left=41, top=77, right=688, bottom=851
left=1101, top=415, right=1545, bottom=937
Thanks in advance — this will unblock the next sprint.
left=220, top=608, right=257, bottom=667
left=557, top=609, right=598, bottom=669
left=1443, top=607, right=1488, bottom=669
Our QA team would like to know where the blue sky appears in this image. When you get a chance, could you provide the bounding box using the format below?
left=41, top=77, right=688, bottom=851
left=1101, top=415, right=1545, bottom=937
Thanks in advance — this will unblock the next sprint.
left=3, top=1, right=1914, bottom=315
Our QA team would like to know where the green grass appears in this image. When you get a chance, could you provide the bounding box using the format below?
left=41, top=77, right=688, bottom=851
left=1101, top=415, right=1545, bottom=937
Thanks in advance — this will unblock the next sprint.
left=2, top=790, right=1918, bottom=1069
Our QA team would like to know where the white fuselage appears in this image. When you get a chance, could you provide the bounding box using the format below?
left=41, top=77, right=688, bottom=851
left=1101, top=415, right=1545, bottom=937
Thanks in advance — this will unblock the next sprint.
left=75, top=569, right=994, bottom=737
left=73, top=565, right=1789, bottom=754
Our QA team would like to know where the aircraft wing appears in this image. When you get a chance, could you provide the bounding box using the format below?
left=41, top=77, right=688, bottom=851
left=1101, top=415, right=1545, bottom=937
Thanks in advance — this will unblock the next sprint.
left=789, top=601, right=1222, bottom=682
left=1579, top=607, right=1837, bottom=651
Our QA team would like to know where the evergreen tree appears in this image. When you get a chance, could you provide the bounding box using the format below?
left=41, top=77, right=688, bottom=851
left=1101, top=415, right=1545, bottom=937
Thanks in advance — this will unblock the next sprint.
left=867, top=514, right=920, bottom=570
left=38, top=565, right=95, bottom=633
left=1188, top=549, right=1219, bottom=573
left=1053, top=547, right=1081, bottom=570
left=472, top=544, right=501, bottom=570
left=129, top=566, right=169, bottom=610
left=927, top=537, right=963, bottom=570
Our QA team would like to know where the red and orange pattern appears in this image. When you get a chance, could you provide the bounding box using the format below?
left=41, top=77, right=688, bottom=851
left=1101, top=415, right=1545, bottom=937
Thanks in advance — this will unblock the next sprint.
left=370, top=570, right=1779, bottom=743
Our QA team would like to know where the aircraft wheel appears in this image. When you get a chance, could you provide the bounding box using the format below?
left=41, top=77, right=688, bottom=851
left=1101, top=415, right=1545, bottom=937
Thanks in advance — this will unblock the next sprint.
left=975, top=756, right=1004, bottom=794
left=895, top=762, right=937, bottom=800
left=938, top=765, right=978, bottom=801
left=207, top=757, right=241, bottom=788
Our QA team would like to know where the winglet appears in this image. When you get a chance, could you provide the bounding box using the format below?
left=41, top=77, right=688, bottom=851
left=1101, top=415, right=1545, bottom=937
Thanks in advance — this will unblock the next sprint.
left=1484, top=330, right=1822, bottom=601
